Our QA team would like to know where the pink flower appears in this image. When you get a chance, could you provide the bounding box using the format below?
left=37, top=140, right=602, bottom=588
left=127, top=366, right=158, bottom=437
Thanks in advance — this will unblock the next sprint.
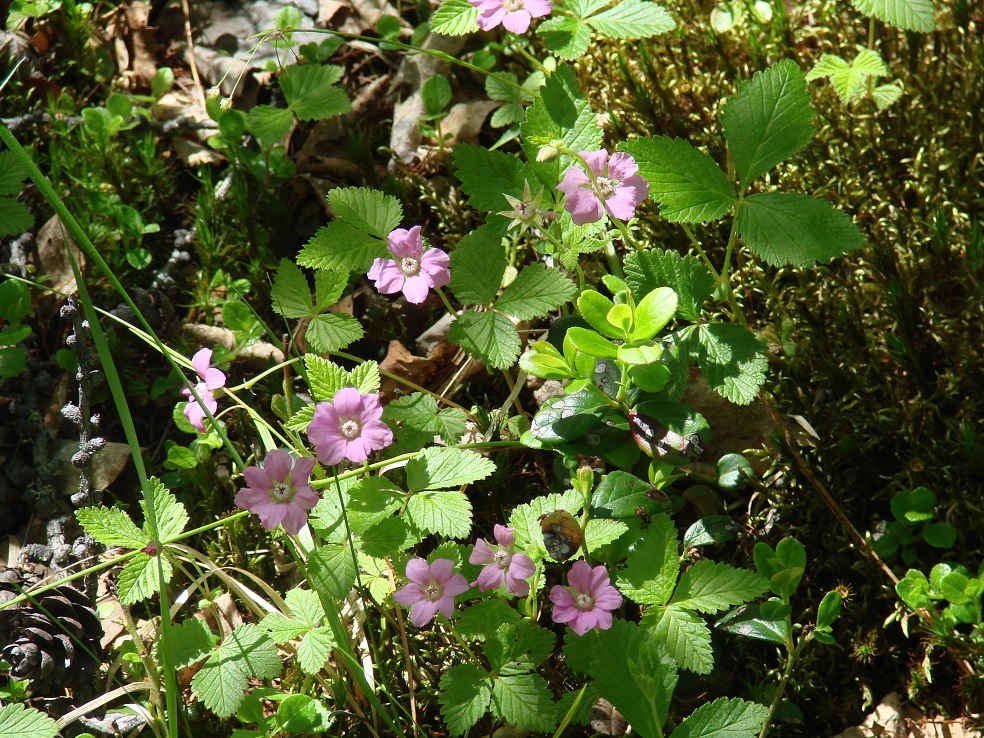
left=393, top=558, right=470, bottom=627
left=234, top=449, right=319, bottom=535
left=307, top=387, right=394, bottom=466
left=549, top=560, right=623, bottom=636
left=181, top=348, right=226, bottom=432
left=469, top=524, right=536, bottom=597
left=557, top=150, right=650, bottom=226
left=469, top=0, right=552, bottom=33
left=367, top=226, right=450, bottom=304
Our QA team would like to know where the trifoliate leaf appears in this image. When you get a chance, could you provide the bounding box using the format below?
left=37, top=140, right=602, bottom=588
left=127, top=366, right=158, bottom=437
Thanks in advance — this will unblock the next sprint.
left=453, top=144, right=540, bottom=213
left=850, top=0, right=934, bottom=31
left=448, top=310, right=521, bottom=369
left=537, top=16, right=593, bottom=60
left=735, top=192, right=866, bottom=267
left=282, top=64, right=351, bottom=121
left=141, top=477, right=187, bottom=541
left=624, top=249, right=715, bottom=321
left=440, top=664, right=493, bottom=737
left=721, top=59, right=814, bottom=188
left=406, top=489, right=473, bottom=538
left=303, top=355, right=348, bottom=401
left=496, top=264, right=577, bottom=320
left=76, top=506, right=149, bottom=549
left=430, top=0, right=479, bottom=35
left=297, top=221, right=388, bottom=273
left=694, top=323, right=768, bottom=405
left=617, top=514, right=680, bottom=606
left=619, top=136, right=735, bottom=223
left=449, top=225, right=507, bottom=306
left=261, top=589, right=335, bottom=675
left=406, top=446, right=496, bottom=491
left=306, top=313, right=364, bottom=353
left=118, top=552, right=173, bottom=605
left=491, top=673, right=557, bottom=733
left=669, top=696, right=769, bottom=738
left=670, top=560, right=770, bottom=614
left=0, top=703, right=59, bottom=738
left=646, top=607, right=714, bottom=674
left=192, top=624, right=281, bottom=718
left=585, top=0, right=676, bottom=38
left=383, top=392, right=467, bottom=448
left=271, top=259, right=314, bottom=318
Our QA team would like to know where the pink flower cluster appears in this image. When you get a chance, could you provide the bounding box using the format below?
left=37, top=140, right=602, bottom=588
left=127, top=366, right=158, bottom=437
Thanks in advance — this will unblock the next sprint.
left=368, top=226, right=450, bottom=304
left=393, top=525, right=622, bottom=635
left=182, top=348, right=226, bottom=432
left=557, top=149, right=649, bottom=226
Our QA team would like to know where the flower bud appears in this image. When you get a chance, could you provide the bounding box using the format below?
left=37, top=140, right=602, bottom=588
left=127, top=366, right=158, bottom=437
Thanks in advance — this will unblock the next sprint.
left=536, top=145, right=558, bottom=163
left=219, top=98, right=232, bottom=111
left=206, top=86, right=221, bottom=100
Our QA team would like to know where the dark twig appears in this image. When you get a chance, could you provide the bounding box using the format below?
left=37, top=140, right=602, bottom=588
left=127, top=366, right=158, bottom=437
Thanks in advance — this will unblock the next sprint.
left=1, top=110, right=217, bottom=135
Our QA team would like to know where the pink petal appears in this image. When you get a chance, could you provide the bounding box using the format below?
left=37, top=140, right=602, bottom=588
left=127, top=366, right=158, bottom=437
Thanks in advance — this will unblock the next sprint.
left=388, top=226, right=423, bottom=259
left=508, top=553, right=535, bottom=580
left=502, top=9, right=532, bottom=33
left=525, top=0, right=552, bottom=16
left=184, top=402, right=206, bottom=432
left=429, top=559, right=455, bottom=583
left=409, top=599, right=440, bottom=627
left=607, top=152, right=640, bottom=181
left=401, top=275, right=431, bottom=304
left=444, top=572, right=470, bottom=597
left=344, top=437, right=370, bottom=463
left=475, top=565, right=505, bottom=592
left=263, top=449, right=293, bottom=482
left=243, top=466, right=272, bottom=490
left=557, top=165, right=591, bottom=196
left=235, top=487, right=272, bottom=511
left=566, top=191, right=605, bottom=226
left=569, top=612, right=594, bottom=636
left=476, top=7, right=507, bottom=29
left=567, top=560, right=594, bottom=592
left=549, top=584, right=576, bottom=610
left=393, top=583, right=424, bottom=606
left=280, top=504, right=309, bottom=535
left=312, top=434, right=347, bottom=466
left=252, top=500, right=289, bottom=531
left=493, top=525, right=515, bottom=547
left=332, top=387, right=364, bottom=418
left=290, top=457, right=317, bottom=485
left=405, top=558, right=433, bottom=586
left=436, top=595, right=457, bottom=619
left=469, top=539, right=495, bottom=565
left=370, top=261, right=407, bottom=294
left=505, top=573, right=531, bottom=597
left=359, top=394, right=383, bottom=418
left=204, top=367, right=226, bottom=391
left=191, top=348, right=212, bottom=379
left=581, top=150, right=610, bottom=176
left=420, top=249, right=451, bottom=287
left=593, top=587, right=624, bottom=610
left=292, top=486, right=320, bottom=510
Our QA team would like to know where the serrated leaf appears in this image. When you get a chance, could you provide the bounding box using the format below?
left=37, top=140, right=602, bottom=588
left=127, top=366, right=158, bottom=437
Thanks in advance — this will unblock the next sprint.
left=872, top=82, right=903, bottom=110
left=308, top=544, right=358, bottom=600
left=142, top=477, right=189, bottom=541
left=736, top=192, right=866, bottom=267
left=670, top=560, right=770, bottom=614
left=497, top=264, right=577, bottom=320
left=384, top=392, right=466, bottom=448
left=0, top=197, right=33, bottom=237
left=329, top=187, right=402, bottom=239
left=406, top=446, right=496, bottom=491
left=585, top=0, right=676, bottom=38
left=448, top=310, right=521, bottom=369
left=192, top=624, right=281, bottom=718
left=271, top=259, right=314, bottom=318
left=306, top=313, right=364, bottom=353
left=118, top=552, right=173, bottom=605
left=521, top=64, right=603, bottom=188
left=407, top=489, right=473, bottom=538
left=0, top=150, right=28, bottom=196
left=453, top=144, right=540, bottom=213
left=167, top=617, right=216, bottom=669
left=715, top=604, right=789, bottom=644
left=0, top=703, right=59, bottom=738
left=244, top=105, right=293, bottom=148
left=850, top=0, right=934, bottom=31
left=314, top=269, right=348, bottom=312
left=584, top=517, right=629, bottom=550
left=304, top=355, right=348, bottom=401
left=76, top=506, right=149, bottom=549
left=430, top=0, right=479, bottom=35
left=853, top=48, right=889, bottom=76
left=491, top=673, right=557, bottom=733
left=669, top=697, right=769, bottom=738
left=619, top=136, right=735, bottom=223
left=297, top=221, right=388, bottom=273
left=282, top=64, right=351, bottom=120
left=440, top=664, right=492, bottom=736
left=617, top=514, right=680, bottom=605
left=350, top=361, right=380, bottom=394
left=538, top=16, right=593, bottom=60
left=722, top=59, right=815, bottom=188
left=694, top=323, right=768, bottom=405
left=647, top=607, right=714, bottom=674
left=449, top=225, right=507, bottom=306
left=624, top=249, right=715, bottom=321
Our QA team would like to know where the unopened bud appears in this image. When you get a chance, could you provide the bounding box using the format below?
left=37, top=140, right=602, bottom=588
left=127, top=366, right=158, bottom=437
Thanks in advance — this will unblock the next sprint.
left=206, top=86, right=221, bottom=100
left=536, top=145, right=558, bottom=163
left=219, top=98, right=232, bottom=111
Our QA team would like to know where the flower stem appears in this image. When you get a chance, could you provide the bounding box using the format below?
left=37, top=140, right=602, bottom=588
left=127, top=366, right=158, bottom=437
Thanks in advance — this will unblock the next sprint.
left=758, top=638, right=809, bottom=738
left=434, top=286, right=458, bottom=319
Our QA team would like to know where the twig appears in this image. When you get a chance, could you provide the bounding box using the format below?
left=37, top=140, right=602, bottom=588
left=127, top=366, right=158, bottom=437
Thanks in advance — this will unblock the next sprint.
left=180, top=0, right=208, bottom=109
left=0, top=111, right=217, bottom=134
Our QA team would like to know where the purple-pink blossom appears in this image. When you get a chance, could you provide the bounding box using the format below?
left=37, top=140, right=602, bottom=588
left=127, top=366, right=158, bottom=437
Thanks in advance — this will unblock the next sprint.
left=469, top=524, right=536, bottom=597
left=557, top=150, right=650, bottom=226
left=307, top=387, right=394, bottom=466
left=367, top=226, right=450, bottom=304
left=393, top=558, right=470, bottom=627
left=469, top=0, right=552, bottom=33
left=181, top=348, right=226, bottom=432
left=549, top=560, right=623, bottom=636
left=234, top=449, right=319, bottom=535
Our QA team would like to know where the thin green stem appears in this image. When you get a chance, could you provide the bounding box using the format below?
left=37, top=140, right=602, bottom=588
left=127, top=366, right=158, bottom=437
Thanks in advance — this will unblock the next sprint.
left=434, top=285, right=458, bottom=318
left=758, top=638, right=810, bottom=738
left=511, top=40, right=549, bottom=74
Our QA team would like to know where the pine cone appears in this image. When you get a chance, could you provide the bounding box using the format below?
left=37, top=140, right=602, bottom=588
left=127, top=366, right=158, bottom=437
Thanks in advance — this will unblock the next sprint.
left=0, top=584, right=104, bottom=695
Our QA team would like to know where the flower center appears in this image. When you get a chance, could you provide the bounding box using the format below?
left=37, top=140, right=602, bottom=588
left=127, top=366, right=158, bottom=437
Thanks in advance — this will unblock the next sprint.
left=595, top=177, right=618, bottom=199
left=575, top=592, right=595, bottom=611
left=424, top=582, right=443, bottom=601
left=502, top=0, right=524, bottom=10
left=340, top=419, right=361, bottom=440
left=400, top=256, right=420, bottom=276
left=271, top=482, right=292, bottom=501
left=493, top=549, right=510, bottom=568
left=194, top=381, right=208, bottom=396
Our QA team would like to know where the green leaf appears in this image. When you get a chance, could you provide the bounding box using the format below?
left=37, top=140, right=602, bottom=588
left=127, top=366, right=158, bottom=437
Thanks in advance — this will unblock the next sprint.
left=736, top=192, right=866, bottom=267
left=282, top=64, right=351, bottom=120
left=384, top=392, right=466, bottom=447
left=806, top=51, right=888, bottom=105
left=619, top=136, right=735, bottom=223
left=330, top=187, right=403, bottom=239
left=617, top=514, right=680, bottom=605
left=669, top=697, right=769, bottom=738
left=306, top=313, right=364, bottom=353
left=297, top=222, right=388, bottom=273
left=262, top=589, right=336, bottom=675
left=566, top=326, right=619, bottom=359
left=521, top=64, right=603, bottom=187
left=76, top=506, right=149, bottom=549
left=497, top=264, right=577, bottom=320
left=585, top=0, right=676, bottom=39
left=303, top=355, right=348, bottom=401
left=271, top=260, right=313, bottom=318
left=406, top=446, right=496, bottom=491
left=167, top=617, right=216, bottom=669
left=872, top=82, right=904, bottom=110
left=891, top=486, right=936, bottom=522
left=850, top=0, right=934, bottom=31
left=694, top=323, right=767, bottom=405
left=192, top=624, right=281, bottom=718
left=277, top=694, right=332, bottom=733
left=453, top=144, right=540, bottom=213
left=308, top=544, right=358, bottom=600
left=715, top=604, right=789, bottom=644
left=491, top=673, right=557, bottom=733
left=440, top=664, right=492, bottom=737
left=142, top=477, right=189, bottom=541
left=430, top=0, right=479, bottom=35
left=0, top=197, right=33, bottom=237
left=538, top=16, right=593, bottom=60
left=584, top=517, right=629, bottom=550
left=853, top=48, right=889, bottom=76
left=448, top=310, right=522, bottom=369
left=407, top=489, right=473, bottom=538
left=449, top=225, right=507, bottom=306
left=633, top=287, right=678, bottom=341
left=721, top=59, right=814, bottom=188
left=0, top=279, right=32, bottom=322
left=508, top=489, right=584, bottom=552
left=816, top=590, right=843, bottom=630
left=314, top=269, right=348, bottom=312
left=647, top=607, right=714, bottom=674
left=118, top=552, right=173, bottom=605
left=0, top=703, right=59, bottom=738
left=423, top=75, right=452, bottom=115
left=577, top=290, right=622, bottom=338
left=623, top=250, right=713, bottom=322
left=350, top=361, right=380, bottom=394
left=0, top=150, right=28, bottom=196
left=591, top=470, right=671, bottom=519
left=670, top=561, right=770, bottom=614
left=924, top=521, right=957, bottom=549
left=245, top=105, right=294, bottom=148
